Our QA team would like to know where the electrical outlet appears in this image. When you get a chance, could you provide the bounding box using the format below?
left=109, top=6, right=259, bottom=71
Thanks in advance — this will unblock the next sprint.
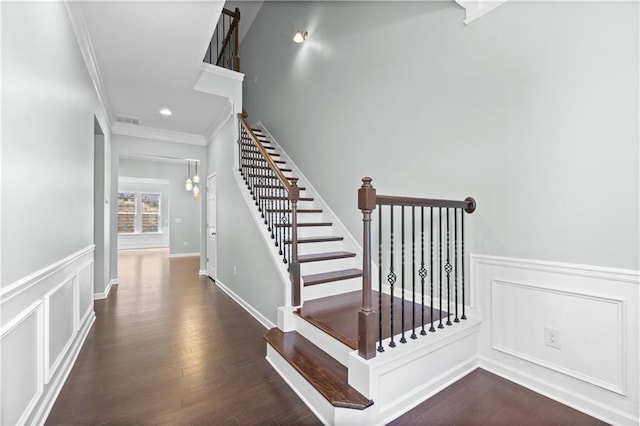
left=233, top=266, right=237, bottom=276
left=544, top=326, right=561, bottom=349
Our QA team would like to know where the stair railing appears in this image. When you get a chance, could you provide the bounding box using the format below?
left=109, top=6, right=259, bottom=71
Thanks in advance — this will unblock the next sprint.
left=204, top=7, right=240, bottom=72
left=358, top=177, right=476, bottom=359
left=238, top=114, right=301, bottom=306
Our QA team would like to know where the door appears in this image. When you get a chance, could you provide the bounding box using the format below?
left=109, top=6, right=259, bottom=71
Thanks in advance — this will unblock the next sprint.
left=206, top=174, right=217, bottom=280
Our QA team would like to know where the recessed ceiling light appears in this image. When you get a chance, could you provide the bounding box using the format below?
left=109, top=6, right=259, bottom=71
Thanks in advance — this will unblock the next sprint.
left=159, top=108, right=172, bottom=116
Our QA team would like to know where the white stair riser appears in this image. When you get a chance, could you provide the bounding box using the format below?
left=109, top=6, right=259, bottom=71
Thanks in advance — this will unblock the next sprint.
left=297, top=240, right=344, bottom=255
left=300, top=258, right=359, bottom=276
left=303, top=277, right=362, bottom=301
left=294, top=226, right=334, bottom=239
left=293, top=314, right=354, bottom=367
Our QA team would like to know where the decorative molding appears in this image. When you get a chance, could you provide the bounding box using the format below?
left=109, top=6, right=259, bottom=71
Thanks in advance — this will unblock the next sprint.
left=31, top=309, right=95, bottom=426
left=470, top=254, right=640, bottom=285
left=168, top=252, right=200, bottom=258
left=200, top=62, right=245, bottom=82
left=0, top=245, right=95, bottom=302
left=472, top=254, right=639, bottom=426
left=112, top=122, right=206, bottom=146
left=491, top=278, right=626, bottom=395
left=63, top=1, right=114, bottom=122
left=44, top=275, right=79, bottom=384
left=0, top=301, right=44, bottom=426
left=214, top=279, right=275, bottom=330
left=455, top=0, right=507, bottom=25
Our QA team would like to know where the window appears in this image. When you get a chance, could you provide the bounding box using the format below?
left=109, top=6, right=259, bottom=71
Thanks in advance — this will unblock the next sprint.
left=141, top=193, right=160, bottom=233
left=117, top=192, right=136, bottom=233
left=117, top=192, right=161, bottom=234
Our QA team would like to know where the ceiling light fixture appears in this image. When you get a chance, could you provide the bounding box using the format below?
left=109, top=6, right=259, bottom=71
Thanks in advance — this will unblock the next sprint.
left=293, top=31, right=308, bottom=43
left=159, top=108, right=172, bottom=116
left=185, top=160, right=193, bottom=192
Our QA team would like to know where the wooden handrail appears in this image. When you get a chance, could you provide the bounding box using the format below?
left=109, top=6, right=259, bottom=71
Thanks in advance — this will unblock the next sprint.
left=221, top=7, right=240, bottom=18
left=238, top=113, right=301, bottom=306
left=376, top=195, right=476, bottom=213
left=238, top=114, right=295, bottom=196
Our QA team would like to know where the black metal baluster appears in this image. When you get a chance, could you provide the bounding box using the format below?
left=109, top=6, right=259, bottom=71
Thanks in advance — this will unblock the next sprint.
left=445, top=208, right=452, bottom=326
left=283, top=198, right=290, bottom=264
left=438, top=207, right=444, bottom=329
left=454, top=209, right=459, bottom=323
left=388, top=206, right=396, bottom=348
left=429, top=207, right=435, bottom=332
left=275, top=186, right=281, bottom=249
left=411, top=206, right=417, bottom=340
left=400, top=206, right=406, bottom=344
left=461, top=212, right=467, bottom=320
left=419, top=207, right=427, bottom=336
left=378, top=205, right=384, bottom=353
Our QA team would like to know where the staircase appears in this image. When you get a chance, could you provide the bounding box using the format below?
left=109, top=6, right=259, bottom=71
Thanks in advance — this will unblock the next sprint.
left=237, top=117, right=481, bottom=425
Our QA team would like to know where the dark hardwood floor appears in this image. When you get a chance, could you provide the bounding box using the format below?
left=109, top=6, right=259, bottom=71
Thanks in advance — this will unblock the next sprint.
left=47, top=249, right=605, bottom=425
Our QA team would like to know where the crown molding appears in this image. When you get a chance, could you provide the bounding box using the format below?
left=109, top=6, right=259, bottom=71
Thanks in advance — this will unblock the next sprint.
left=112, top=122, right=206, bottom=146
left=455, top=0, right=507, bottom=24
left=64, top=1, right=114, bottom=122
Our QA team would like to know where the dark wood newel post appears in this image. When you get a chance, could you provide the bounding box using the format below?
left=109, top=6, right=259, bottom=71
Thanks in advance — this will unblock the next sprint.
left=358, top=177, right=377, bottom=359
left=289, top=178, right=301, bottom=306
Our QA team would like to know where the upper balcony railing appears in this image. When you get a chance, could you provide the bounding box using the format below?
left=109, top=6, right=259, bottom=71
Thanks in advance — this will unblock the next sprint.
left=204, top=7, right=240, bottom=72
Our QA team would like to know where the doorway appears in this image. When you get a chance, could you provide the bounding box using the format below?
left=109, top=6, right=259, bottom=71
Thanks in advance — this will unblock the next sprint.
left=206, top=173, right=217, bottom=280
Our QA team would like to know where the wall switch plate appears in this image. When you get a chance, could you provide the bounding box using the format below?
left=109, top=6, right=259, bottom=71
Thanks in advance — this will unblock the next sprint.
left=233, top=266, right=237, bottom=276
left=174, top=218, right=182, bottom=224
left=544, top=326, right=561, bottom=349
left=183, top=241, right=188, bottom=246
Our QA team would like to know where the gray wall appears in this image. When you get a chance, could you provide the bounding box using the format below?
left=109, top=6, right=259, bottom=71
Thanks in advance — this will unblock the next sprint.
left=118, top=158, right=200, bottom=254
left=206, top=118, right=284, bottom=324
left=241, top=1, right=639, bottom=270
left=94, top=121, right=112, bottom=296
left=1, top=1, right=111, bottom=286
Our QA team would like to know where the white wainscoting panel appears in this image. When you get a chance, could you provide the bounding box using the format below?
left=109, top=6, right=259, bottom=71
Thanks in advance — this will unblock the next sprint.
left=0, top=246, right=95, bottom=424
left=472, top=254, right=639, bottom=425
left=0, top=301, right=43, bottom=426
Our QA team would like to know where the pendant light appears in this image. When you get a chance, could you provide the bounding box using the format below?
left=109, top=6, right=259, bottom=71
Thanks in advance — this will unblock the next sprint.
left=193, top=184, right=200, bottom=201
left=193, top=161, right=200, bottom=184
left=185, top=161, right=193, bottom=192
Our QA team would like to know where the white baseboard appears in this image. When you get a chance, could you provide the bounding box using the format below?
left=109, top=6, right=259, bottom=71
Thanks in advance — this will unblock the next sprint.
left=198, top=270, right=207, bottom=276
left=93, top=279, right=113, bottom=300
left=32, top=310, right=95, bottom=425
left=109, top=278, right=119, bottom=286
left=214, top=279, right=275, bottom=330
left=168, top=252, right=200, bottom=258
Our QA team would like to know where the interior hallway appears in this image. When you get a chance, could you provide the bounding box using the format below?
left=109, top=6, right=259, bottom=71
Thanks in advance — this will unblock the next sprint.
left=46, top=249, right=604, bottom=425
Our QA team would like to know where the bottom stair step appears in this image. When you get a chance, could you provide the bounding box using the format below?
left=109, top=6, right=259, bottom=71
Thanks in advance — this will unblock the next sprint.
left=264, top=328, right=373, bottom=410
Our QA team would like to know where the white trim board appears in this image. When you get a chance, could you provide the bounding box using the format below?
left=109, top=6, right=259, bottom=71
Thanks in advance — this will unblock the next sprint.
left=213, top=278, right=275, bottom=330
left=93, top=278, right=113, bottom=300
left=168, top=252, right=200, bottom=258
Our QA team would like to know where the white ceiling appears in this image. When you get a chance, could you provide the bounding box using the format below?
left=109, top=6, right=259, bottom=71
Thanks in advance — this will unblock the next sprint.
left=80, top=1, right=231, bottom=136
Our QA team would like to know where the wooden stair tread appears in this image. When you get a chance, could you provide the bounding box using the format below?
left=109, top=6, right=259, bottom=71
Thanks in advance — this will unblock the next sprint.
left=286, top=236, right=342, bottom=244
left=255, top=185, right=305, bottom=190
left=263, top=328, right=373, bottom=410
left=274, top=222, right=331, bottom=228
left=242, top=157, right=285, bottom=164
left=268, top=208, right=321, bottom=213
left=302, top=268, right=363, bottom=286
left=298, top=251, right=356, bottom=263
left=263, top=196, right=311, bottom=201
